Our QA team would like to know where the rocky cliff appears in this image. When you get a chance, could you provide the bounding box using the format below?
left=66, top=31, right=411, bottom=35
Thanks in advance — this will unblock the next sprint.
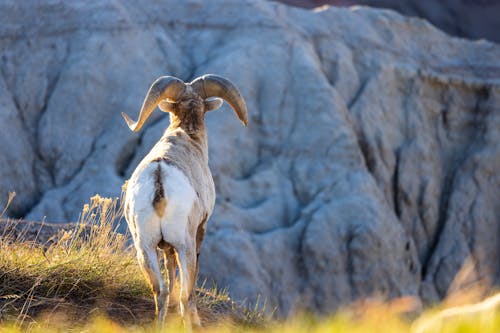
left=276, top=0, right=500, bottom=44
left=0, top=0, right=499, bottom=316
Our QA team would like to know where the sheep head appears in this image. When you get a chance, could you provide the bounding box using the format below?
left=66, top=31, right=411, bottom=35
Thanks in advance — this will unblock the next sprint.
left=122, top=74, right=248, bottom=132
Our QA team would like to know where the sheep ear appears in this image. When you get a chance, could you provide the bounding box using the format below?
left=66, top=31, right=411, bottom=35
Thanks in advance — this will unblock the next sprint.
left=158, top=100, right=177, bottom=113
left=204, top=98, right=223, bottom=112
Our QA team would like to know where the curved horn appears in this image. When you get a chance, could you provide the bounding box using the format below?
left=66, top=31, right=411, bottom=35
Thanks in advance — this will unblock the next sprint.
left=122, top=76, right=186, bottom=132
left=190, top=74, right=248, bottom=126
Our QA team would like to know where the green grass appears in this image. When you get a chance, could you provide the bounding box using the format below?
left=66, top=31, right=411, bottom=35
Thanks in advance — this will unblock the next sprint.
left=1, top=192, right=500, bottom=332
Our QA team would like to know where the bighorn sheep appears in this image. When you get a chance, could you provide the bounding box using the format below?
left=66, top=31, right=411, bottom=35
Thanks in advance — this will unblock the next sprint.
left=121, top=74, right=248, bottom=328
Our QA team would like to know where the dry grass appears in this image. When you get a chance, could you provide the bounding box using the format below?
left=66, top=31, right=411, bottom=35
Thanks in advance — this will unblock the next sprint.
left=1, top=192, right=500, bottom=332
left=0, top=193, right=262, bottom=331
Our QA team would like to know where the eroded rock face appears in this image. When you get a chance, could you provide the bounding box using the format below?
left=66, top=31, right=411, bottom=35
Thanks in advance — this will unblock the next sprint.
left=0, top=0, right=499, bottom=316
left=275, top=0, right=500, bottom=44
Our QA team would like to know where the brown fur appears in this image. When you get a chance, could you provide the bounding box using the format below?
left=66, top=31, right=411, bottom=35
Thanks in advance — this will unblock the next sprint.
left=168, top=95, right=206, bottom=138
left=196, top=213, right=208, bottom=258
left=152, top=163, right=166, bottom=217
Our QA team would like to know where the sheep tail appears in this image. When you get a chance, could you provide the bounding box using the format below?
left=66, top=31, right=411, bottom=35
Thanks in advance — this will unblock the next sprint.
left=152, top=163, right=167, bottom=217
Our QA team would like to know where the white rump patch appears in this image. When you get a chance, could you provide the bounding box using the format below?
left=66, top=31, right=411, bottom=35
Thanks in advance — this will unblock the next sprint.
left=125, top=162, right=196, bottom=248
left=158, top=163, right=196, bottom=246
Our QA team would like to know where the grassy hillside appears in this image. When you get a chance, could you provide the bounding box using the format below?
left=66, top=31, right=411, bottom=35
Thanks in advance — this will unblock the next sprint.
left=1, top=193, right=500, bottom=332
left=0, top=194, right=262, bottom=332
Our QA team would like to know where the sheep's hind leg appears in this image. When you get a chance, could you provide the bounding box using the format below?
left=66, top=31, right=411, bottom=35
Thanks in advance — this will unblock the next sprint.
left=176, top=244, right=201, bottom=330
left=160, top=242, right=179, bottom=312
left=137, top=245, right=169, bottom=326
